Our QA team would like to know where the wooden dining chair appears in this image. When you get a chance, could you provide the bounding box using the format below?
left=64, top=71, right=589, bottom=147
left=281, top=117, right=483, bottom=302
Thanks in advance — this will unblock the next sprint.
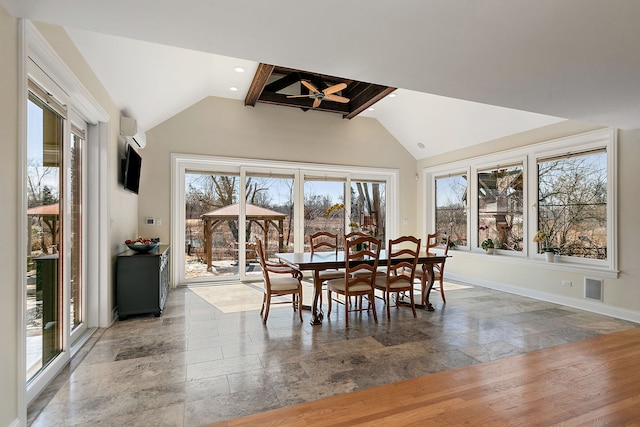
left=374, top=235, right=421, bottom=320
left=255, top=238, right=303, bottom=324
left=326, top=234, right=380, bottom=327
left=345, top=231, right=385, bottom=278
left=415, top=232, right=450, bottom=304
left=309, top=231, right=344, bottom=305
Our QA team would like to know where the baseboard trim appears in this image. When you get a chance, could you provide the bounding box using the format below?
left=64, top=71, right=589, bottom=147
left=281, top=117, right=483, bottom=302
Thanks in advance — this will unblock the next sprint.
left=447, top=273, right=640, bottom=324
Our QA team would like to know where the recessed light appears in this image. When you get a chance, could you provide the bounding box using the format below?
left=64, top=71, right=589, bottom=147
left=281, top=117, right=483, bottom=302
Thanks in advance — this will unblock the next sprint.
left=368, top=107, right=375, bottom=111
left=388, top=93, right=397, bottom=98
left=417, top=142, right=426, bottom=149
left=230, top=86, right=239, bottom=92
left=234, top=67, right=245, bottom=73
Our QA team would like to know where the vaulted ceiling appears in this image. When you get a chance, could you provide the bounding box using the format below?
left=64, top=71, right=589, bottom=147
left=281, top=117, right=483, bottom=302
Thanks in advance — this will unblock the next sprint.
left=3, top=1, right=640, bottom=159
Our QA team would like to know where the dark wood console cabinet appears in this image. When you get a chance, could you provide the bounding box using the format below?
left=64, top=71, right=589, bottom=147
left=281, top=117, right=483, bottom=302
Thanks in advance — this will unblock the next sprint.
left=116, top=245, right=170, bottom=319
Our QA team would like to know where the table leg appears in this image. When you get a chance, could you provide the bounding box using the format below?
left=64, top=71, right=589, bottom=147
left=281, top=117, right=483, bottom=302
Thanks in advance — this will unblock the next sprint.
left=310, top=270, right=324, bottom=325
left=421, top=263, right=435, bottom=311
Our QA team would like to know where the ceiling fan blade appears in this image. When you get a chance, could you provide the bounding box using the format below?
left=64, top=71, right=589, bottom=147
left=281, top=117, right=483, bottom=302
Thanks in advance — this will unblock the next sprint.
left=300, top=80, right=320, bottom=93
left=323, top=82, right=347, bottom=95
left=286, top=94, right=313, bottom=98
left=312, top=98, right=322, bottom=108
left=325, top=94, right=350, bottom=103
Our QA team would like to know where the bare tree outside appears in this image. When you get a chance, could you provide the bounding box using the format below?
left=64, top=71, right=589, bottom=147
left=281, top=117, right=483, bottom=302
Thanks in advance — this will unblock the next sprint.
left=351, top=181, right=385, bottom=244
left=537, top=150, right=607, bottom=259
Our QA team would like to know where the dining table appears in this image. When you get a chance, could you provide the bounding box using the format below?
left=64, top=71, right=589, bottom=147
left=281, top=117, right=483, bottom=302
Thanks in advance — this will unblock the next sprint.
left=276, top=249, right=448, bottom=325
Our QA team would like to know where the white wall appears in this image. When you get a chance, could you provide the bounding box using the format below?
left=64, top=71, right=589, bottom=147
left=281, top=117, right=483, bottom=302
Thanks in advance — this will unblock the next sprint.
left=417, top=121, right=640, bottom=320
left=139, top=97, right=419, bottom=244
left=0, top=5, right=20, bottom=425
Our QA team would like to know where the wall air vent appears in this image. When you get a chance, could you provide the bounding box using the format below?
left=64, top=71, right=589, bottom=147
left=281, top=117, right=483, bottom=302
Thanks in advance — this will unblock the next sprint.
left=584, top=278, right=604, bottom=301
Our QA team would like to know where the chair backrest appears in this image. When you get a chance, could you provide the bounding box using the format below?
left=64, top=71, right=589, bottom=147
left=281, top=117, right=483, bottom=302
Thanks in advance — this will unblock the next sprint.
left=309, top=231, right=339, bottom=255
left=344, top=235, right=381, bottom=292
left=442, top=236, right=451, bottom=257
left=427, top=232, right=451, bottom=256
left=255, top=238, right=271, bottom=288
left=344, top=231, right=368, bottom=241
left=426, top=233, right=450, bottom=277
left=255, top=238, right=266, bottom=265
left=386, top=235, right=421, bottom=285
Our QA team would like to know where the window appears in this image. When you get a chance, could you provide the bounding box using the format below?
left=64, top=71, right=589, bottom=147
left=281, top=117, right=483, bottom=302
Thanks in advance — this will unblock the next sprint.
left=435, top=173, right=468, bottom=247
left=477, top=164, right=524, bottom=252
left=537, top=149, right=607, bottom=259
left=425, top=128, right=615, bottom=271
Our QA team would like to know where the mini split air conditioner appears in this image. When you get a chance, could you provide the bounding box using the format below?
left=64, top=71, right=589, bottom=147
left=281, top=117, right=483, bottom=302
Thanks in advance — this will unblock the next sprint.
left=120, top=116, right=147, bottom=149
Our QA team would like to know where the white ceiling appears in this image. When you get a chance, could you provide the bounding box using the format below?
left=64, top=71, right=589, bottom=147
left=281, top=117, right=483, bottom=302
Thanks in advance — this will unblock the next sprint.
left=4, top=1, right=639, bottom=159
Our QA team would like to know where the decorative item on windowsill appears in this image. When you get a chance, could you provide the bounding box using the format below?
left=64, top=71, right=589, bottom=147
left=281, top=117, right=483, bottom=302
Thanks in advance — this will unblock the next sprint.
left=348, top=221, right=360, bottom=234
left=125, top=237, right=160, bottom=253
left=533, top=230, right=555, bottom=262
left=481, top=238, right=494, bottom=255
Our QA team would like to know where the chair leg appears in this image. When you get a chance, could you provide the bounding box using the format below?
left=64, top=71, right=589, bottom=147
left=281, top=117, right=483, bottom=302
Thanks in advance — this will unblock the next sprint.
left=327, top=290, right=332, bottom=317
left=386, top=291, right=391, bottom=321
left=420, top=275, right=427, bottom=306
left=344, top=296, right=349, bottom=328
left=297, top=292, right=303, bottom=322
left=409, top=288, right=417, bottom=318
left=260, top=293, right=266, bottom=316
left=439, top=278, right=446, bottom=303
left=263, top=296, right=271, bottom=324
left=370, top=291, right=377, bottom=323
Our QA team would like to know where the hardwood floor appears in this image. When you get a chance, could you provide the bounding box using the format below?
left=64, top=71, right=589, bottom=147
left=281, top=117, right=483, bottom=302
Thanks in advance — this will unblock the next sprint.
left=210, top=328, right=640, bottom=426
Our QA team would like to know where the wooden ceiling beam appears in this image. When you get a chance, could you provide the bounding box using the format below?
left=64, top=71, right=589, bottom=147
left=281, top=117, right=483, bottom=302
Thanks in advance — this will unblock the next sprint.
left=344, top=86, right=396, bottom=119
left=245, top=63, right=275, bottom=106
left=258, top=92, right=350, bottom=113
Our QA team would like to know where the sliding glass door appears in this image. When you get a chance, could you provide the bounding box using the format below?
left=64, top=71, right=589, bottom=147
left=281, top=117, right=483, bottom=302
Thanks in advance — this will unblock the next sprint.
left=26, top=91, right=64, bottom=381
left=174, top=155, right=397, bottom=285
left=244, top=171, right=296, bottom=277
left=26, top=76, right=89, bottom=403
left=304, top=176, right=347, bottom=250
left=184, top=171, right=240, bottom=280
left=350, top=179, right=386, bottom=248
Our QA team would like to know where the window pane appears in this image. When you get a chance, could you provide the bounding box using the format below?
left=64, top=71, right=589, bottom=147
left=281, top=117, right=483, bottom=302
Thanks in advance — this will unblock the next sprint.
left=537, top=150, right=607, bottom=259
left=435, top=174, right=467, bottom=246
left=70, top=131, right=83, bottom=332
left=350, top=180, right=386, bottom=248
left=478, top=165, right=524, bottom=251
left=304, top=179, right=345, bottom=249
left=26, top=94, right=63, bottom=380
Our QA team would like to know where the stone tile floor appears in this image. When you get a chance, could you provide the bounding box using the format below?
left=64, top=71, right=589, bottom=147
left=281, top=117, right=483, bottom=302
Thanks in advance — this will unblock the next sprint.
left=29, top=280, right=638, bottom=426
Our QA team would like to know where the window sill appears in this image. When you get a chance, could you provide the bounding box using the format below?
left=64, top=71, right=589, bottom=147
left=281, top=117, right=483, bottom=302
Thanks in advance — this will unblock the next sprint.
left=464, top=249, right=619, bottom=278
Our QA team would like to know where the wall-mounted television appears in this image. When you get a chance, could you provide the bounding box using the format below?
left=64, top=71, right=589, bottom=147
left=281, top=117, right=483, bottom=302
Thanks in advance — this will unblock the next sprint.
left=122, top=144, right=142, bottom=194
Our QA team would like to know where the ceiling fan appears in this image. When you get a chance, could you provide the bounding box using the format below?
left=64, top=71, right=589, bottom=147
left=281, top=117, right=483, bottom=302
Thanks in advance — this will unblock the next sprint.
left=287, top=80, right=349, bottom=108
